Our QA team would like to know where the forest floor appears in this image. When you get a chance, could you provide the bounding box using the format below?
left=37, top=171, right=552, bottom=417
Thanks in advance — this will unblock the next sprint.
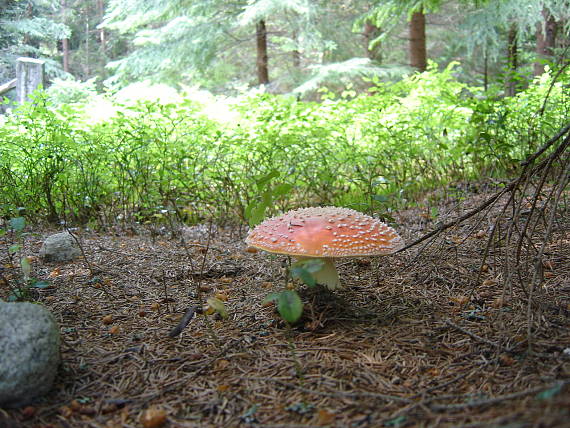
left=1, top=188, right=570, bottom=428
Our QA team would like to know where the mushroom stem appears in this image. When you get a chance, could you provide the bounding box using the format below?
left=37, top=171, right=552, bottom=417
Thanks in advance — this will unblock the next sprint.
left=298, top=257, right=341, bottom=290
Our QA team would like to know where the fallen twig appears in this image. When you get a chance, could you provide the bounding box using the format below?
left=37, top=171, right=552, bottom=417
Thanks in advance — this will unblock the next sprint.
left=169, top=305, right=199, bottom=337
left=445, top=319, right=510, bottom=352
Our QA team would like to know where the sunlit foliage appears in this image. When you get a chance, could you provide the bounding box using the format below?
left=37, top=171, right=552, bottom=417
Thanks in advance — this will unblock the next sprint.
left=1, top=65, right=568, bottom=225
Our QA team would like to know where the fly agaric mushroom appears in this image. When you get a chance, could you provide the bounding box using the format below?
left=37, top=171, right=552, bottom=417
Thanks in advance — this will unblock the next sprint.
left=245, top=206, right=404, bottom=289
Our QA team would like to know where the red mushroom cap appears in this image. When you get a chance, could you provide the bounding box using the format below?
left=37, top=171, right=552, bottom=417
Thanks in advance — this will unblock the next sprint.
left=245, top=206, right=404, bottom=257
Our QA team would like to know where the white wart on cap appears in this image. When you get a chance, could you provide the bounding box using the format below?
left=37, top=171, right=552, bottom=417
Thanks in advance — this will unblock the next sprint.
left=246, top=206, right=404, bottom=289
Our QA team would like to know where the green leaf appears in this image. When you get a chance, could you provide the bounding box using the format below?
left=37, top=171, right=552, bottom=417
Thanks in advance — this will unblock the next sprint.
left=206, top=297, right=228, bottom=319
left=31, top=280, right=51, bottom=289
left=9, top=244, right=21, bottom=254
left=261, top=189, right=272, bottom=206
left=246, top=189, right=275, bottom=227
left=536, top=384, right=562, bottom=401
left=9, top=217, right=26, bottom=233
left=262, top=292, right=281, bottom=305
left=291, top=267, right=316, bottom=287
left=255, top=170, right=280, bottom=189
left=372, top=194, right=389, bottom=203
left=291, top=259, right=325, bottom=288
left=272, top=183, right=293, bottom=198
left=247, top=202, right=269, bottom=227
left=293, top=259, right=324, bottom=274
left=244, top=201, right=254, bottom=222
left=276, top=290, right=303, bottom=323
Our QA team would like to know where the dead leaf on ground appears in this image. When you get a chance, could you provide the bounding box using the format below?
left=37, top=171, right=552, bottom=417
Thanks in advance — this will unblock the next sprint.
left=139, top=407, right=168, bottom=428
left=316, top=409, right=335, bottom=425
left=48, top=268, right=62, bottom=278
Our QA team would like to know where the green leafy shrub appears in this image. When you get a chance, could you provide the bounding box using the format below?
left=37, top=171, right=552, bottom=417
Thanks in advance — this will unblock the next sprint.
left=46, top=77, right=98, bottom=105
left=0, top=64, right=568, bottom=226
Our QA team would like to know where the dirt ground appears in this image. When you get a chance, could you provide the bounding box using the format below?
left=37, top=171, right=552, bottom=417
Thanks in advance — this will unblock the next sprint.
left=1, top=193, right=569, bottom=428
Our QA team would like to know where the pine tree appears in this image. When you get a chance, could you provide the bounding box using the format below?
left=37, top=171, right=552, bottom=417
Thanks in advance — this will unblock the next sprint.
left=461, top=0, right=569, bottom=94
left=0, top=0, right=71, bottom=82
left=534, top=7, right=559, bottom=76
left=238, top=0, right=321, bottom=87
left=100, top=0, right=329, bottom=89
left=60, top=0, right=114, bottom=81
left=100, top=0, right=245, bottom=88
left=365, top=0, right=447, bottom=72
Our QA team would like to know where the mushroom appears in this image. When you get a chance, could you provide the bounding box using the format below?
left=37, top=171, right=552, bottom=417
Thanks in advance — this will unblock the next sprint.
left=245, top=206, right=404, bottom=289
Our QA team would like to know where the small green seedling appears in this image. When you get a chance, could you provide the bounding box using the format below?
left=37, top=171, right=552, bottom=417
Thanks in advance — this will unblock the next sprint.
left=206, top=296, right=228, bottom=319
left=290, top=259, right=325, bottom=288
left=263, top=290, right=303, bottom=324
left=1, top=215, right=50, bottom=301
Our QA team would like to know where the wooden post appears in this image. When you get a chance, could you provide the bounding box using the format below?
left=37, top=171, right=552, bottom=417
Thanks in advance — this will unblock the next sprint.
left=16, top=57, right=45, bottom=103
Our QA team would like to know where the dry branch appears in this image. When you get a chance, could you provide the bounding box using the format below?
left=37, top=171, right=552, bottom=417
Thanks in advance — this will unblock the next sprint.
left=398, top=122, right=570, bottom=254
left=444, top=319, right=510, bottom=352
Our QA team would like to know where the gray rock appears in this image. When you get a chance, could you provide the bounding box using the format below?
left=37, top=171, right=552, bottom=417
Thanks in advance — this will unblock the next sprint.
left=39, top=232, right=81, bottom=262
left=0, top=302, right=60, bottom=407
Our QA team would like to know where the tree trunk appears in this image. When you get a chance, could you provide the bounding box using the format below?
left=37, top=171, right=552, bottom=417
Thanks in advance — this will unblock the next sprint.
left=23, top=1, right=34, bottom=48
left=292, top=30, right=301, bottom=69
left=292, top=48, right=301, bottom=68
left=61, top=0, right=70, bottom=72
left=534, top=9, right=557, bottom=76
left=85, top=18, right=90, bottom=76
left=256, top=20, right=269, bottom=85
left=97, top=0, right=107, bottom=52
left=62, top=38, right=70, bottom=72
left=409, top=7, right=427, bottom=71
left=364, top=20, right=381, bottom=62
left=505, top=24, right=518, bottom=96
left=483, top=49, right=488, bottom=92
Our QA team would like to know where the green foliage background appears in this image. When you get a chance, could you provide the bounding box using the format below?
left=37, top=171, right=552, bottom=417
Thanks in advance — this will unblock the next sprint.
left=1, top=65, right=568, bottom=225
